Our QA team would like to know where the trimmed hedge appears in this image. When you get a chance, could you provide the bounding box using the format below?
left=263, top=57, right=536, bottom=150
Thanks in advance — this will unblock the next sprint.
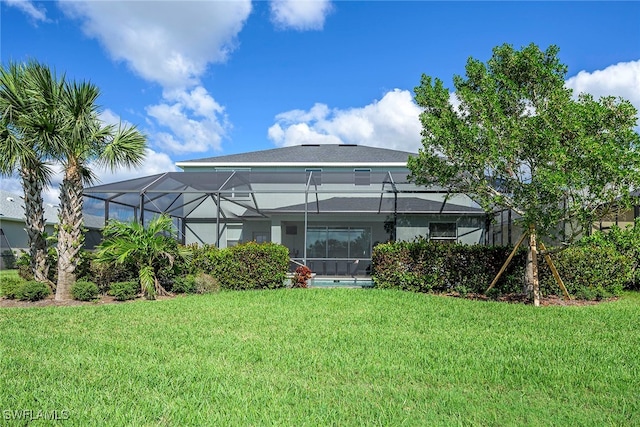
left=372, top=239, right=525, bottom=295
left=372, top=238, right=633, bottom=300
left=539, top=245, right=632, bottom=300
left=213, top=242, right=289, bottom=290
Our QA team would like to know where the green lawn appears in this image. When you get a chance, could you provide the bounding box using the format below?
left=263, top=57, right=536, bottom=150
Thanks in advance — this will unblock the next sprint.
left=1, top=289, right=638, bottom=426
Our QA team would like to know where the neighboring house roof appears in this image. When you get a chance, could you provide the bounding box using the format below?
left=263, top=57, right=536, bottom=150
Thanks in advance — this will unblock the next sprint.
left=0, top=189, right=103, bottom=229
left=0, top=189, right=58, bottom=224
left=176, top=144, right=415, bottom=168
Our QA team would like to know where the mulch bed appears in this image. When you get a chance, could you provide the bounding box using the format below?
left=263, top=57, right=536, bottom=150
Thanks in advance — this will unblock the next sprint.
left=0, top=294, right=176, bottom=308
left=443, top=292, right=614, bottom=306
left=0, top=291, right=614, bottom=308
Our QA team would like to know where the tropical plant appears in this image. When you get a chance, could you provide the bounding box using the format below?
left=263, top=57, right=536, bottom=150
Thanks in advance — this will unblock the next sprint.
left=0, top=61, right=64, bottom=285
left=409, top=43, right=640, bottom=305
left=53, top=79, right=146, bottom=300
left=291, top=265, right=313, bottom=288
left=94, top=215, right=184, bottom=299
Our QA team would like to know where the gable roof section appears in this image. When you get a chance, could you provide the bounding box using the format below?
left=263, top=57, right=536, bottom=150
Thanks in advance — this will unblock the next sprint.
left=176, top=144, right=414, bottom=168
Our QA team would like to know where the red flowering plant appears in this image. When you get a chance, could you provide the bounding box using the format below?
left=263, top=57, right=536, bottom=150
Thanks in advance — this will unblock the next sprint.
left=291, top=265, right=313, bottom=288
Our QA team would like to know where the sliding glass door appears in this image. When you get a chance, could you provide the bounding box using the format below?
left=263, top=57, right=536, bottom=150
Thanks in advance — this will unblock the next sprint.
left=306, top=226, right=371, bottom=259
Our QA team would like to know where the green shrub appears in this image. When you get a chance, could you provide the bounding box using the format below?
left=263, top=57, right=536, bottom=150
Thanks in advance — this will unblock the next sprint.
left=580, top=221, right=640, bottom=290
left=108, top=281, right=139, bottom=301
left=213, top=242, right=289, bottom=290
left=16, top=251, right=33, bottom=281
left=372, top=239, right=525, bottom=295
left=0, top=276, right=26, bottom=299
left=71, top=280, right=100, bottom=301
left=178, top=244, right=221, bottom=275
left=171, top=275, right=197, bottom=294
left=539, top=245, right=631, bottom=300
left=16, top=281, right=51, bottom=301
left=89, top=259, right=137, bottom=293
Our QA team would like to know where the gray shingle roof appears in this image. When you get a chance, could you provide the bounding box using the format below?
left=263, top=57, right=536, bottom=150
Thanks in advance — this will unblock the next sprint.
left=0, top=189, right=58, bottom=223
left=177, top=144, right=415, bottom=166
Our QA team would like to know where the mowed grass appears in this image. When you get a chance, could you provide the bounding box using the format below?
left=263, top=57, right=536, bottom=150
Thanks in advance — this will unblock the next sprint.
left=1, top=289, right=639, bottom=426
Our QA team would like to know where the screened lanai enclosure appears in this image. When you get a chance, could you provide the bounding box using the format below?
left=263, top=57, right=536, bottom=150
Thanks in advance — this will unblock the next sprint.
left=84, top=170, right=486, bottom=276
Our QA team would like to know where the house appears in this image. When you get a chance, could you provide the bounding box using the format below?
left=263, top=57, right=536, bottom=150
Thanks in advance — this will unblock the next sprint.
left=0, top=188, right=104, bottom=270
left=83, top=144, right=487, bottom=275
left=0, top=189, right=57, bottom=269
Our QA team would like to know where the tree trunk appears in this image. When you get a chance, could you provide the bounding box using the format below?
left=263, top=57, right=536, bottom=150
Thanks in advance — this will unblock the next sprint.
left=55, top=165, right=84, bottom=300
left=524, top=226, right=541, bottom=306
left=20, top=170, right=50, bottom=285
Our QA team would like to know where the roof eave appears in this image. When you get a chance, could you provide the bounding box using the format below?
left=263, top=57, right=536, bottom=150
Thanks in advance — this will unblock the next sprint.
left=176, top=161, right=409, bottom=169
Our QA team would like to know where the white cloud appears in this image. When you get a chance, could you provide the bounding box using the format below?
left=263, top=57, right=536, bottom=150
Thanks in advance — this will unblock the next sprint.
left=270, top=0, right=333, bottom=31
left=58, top=1, right=251, bottom=156
left=6, top=0, right=48, bottom=23
left=566, top=60, right=640, bottom=128
left=146, top=86, right=229, bottom=154
left=268, top=89, right=422, bottom=151
left=59, top=0, right=252, bottom=90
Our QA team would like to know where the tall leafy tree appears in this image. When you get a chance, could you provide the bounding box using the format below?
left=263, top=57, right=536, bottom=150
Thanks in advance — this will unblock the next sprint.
left=94, top=215, right=181, bottom=299
left=0, top=61, right=64, bottom=284
left=54, top=80, right=146, bottom=300
left=408, top=43, right=640, bottom=305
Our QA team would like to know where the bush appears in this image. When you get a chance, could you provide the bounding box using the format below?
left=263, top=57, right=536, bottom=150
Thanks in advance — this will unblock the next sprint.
left=0, top=276, right=26, bottom=299
left=291, top=265, right=313, bottom=288
left=580, top=221, right=640, bottom=290
left=171, top=273, right=219, bottom=294
left=539, top=245, right=631, bottom=300
left=214, top=242, right=289, bottom=290
left=16, top=281, right=51, bottom=301
left=171, top=275, right=197, bottom=294
left=89, top=259, right=137, bottom=294
left=194, top=272, right=220, bottom=294
left=108, top=281, right=139, bottom=301
left=177, top=244, right=220, bottom=275
left=16, top=251, right=33, bottom=281
left=372, top=239, right=525, bottom=295
left=71, top=280, right=100, bottom=301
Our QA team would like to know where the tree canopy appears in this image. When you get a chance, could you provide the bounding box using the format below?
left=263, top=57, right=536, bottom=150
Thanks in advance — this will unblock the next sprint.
left=408, top=43, right=640, bottom=304
left=409, top=43, right=640, bottom=244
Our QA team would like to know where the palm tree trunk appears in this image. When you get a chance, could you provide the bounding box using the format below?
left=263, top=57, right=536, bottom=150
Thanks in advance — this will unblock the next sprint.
left=20, top=169, right=50, bottom=285
left=55, top=166, right=84, bottom=300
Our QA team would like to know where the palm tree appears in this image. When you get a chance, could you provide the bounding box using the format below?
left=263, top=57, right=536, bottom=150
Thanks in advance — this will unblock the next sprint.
left=54, top=80, right=146, bottom=300
left=0, top=61, right=64, bottom=285
left=94, top=215, right=181, bottom=299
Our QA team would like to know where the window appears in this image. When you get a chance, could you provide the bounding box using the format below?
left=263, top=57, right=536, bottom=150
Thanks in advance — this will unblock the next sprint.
left=354, top=169, right=371, bottom=186
left=429, top=222, right=457, bottom=242
left=306, top=169, right=322, bottom=186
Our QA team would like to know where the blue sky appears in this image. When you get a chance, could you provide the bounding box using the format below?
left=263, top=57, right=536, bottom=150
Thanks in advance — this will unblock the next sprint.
left=1, top=1, right=639, bottom=202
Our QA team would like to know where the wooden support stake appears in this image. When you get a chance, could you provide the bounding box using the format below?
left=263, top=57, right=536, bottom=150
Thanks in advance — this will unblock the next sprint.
left=539, top=241, right=571, bottom=300
left=485, top=231, right=528, bottom=294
